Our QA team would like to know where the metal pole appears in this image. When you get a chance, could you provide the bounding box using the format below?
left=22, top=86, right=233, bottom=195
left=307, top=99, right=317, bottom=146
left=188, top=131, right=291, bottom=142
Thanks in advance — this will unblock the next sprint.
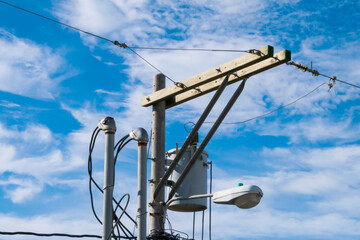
left=129, top=128, right=149, bottom=240
left=153, top=74, right=230, bottom=200
left=149, top=74, right=166, bottom=236
left=98, top=117, right=116, bottom=240
left=168, top=79, right=247, bottom=201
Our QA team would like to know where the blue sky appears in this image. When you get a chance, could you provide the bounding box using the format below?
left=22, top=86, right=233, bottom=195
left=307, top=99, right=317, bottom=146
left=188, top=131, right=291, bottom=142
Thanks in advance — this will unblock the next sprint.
left=0, top=0, right=360, bottom=239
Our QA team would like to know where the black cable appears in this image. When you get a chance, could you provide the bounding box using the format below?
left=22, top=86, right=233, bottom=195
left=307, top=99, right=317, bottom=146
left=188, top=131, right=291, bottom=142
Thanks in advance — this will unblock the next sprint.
left=114, top=134, right=129, bottom=150
left=163, top=229, right=189, bottom=239
left=184, top=122, right=195, bottom=133
left=115, top=224, right=121, bottom=240
left=287, top=61, right=360, bottom=89
left=165, top=214, right=173, bottom=235
left=114, top=138, right=133, bottom=165
left=107, top=194, right=131, bottom=240
left=87, top=128, right=136, bottom=229
left=128, top=46, right=251, bottom=53
left=112, top=137, right=136, bottom=239
left=117, top=223, right=133, bottom=239
left=113, top=194, right=130, bottom=228
left=89, top=176, right=136, bottom=228
left=204, top=82, right=327, bottom=125
left=0, top=0, right=113, bottom=44
left=318, top=73, right=360, bottom=89
left=88, top=127, right=102, bottom=224
left=126, top=47, right=178, bottom=85
left=0, top=231, right=101, bottom=238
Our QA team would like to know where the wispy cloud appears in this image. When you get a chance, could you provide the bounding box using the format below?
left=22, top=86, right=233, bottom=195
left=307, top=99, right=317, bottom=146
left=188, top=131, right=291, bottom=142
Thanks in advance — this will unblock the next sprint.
left=0, top=29, right=72, bottom=99
left=0, top=100, right=20, bottom=108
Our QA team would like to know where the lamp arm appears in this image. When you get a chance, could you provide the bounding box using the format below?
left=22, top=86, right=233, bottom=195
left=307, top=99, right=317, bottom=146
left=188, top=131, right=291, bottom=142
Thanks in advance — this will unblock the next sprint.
left=166, top=193, right=214, bottom=207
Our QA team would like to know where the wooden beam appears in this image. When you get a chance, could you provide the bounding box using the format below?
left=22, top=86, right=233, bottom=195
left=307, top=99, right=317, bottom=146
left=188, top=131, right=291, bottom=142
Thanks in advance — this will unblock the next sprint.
left=165, top=50, right=291, bottom=109
left=141, top=45, right=274, bottom=107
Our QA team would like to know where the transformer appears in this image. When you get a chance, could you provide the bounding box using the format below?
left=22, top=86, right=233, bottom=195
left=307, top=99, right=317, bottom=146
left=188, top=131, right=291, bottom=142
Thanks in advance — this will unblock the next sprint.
left=166, top=146, right=208, bottom=212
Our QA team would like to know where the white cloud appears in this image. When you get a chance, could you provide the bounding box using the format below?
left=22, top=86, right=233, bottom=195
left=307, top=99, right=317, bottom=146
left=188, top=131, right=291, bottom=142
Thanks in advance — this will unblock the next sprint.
left=0, top=122, right=84, bottom=203
left=0, top=100, right=20, bottom=108
left=0, top=177, right=43, bottom=203
left=0, top=29, right=70, bottom=99
left=167, top=144, right=360, bottom=239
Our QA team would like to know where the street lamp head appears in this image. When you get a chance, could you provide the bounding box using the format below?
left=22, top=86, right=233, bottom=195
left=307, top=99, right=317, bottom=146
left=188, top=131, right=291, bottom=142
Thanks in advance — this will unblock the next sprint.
left=212, top=184, right=263, bottom=209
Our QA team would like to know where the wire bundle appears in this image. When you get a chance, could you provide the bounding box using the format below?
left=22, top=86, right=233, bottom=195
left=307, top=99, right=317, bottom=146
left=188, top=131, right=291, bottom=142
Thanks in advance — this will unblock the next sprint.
left=88, top=127, right=136, bottom=240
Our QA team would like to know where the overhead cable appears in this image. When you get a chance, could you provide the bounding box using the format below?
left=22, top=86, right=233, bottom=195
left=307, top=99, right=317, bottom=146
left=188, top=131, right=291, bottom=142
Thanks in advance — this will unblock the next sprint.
left=128, top=46, right=258, bottom=53
left=204, top=82, right=327, bottom=125
left=0, top=231, right=101, bottom=239
left=0, top=0, right=113, bottom=44
left=287, top=61, right=360, bottom=90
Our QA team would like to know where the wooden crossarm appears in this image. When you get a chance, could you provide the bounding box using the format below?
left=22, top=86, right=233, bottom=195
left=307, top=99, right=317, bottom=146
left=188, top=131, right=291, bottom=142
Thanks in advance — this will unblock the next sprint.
left=141, top=45, right=274, bottom=107
left=165, top=49, right=291, bottom=109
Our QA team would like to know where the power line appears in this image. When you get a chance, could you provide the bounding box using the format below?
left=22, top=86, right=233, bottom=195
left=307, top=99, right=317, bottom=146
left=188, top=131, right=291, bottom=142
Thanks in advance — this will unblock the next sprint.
left=125, top=46, right=178, bottom=85
left=0, top=231, right=101, bottom=239
left=128, top=46, right=255, bottom=53
left=287, top=61, right=360, bottom=90
left=204, top=82, right=327, bottom=125
left=0, top=0, right=113, bottom=44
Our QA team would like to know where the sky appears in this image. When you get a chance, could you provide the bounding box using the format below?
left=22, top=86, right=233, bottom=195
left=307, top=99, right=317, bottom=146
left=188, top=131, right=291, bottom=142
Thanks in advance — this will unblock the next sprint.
left=0, top=0, right=360, bottom=239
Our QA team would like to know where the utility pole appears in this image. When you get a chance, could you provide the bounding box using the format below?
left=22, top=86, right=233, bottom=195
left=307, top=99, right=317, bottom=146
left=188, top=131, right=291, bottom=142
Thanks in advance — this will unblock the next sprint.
left=98, top=117, right=117, bottom=240
left=142, top=46, right=291, bottom=238
left=149, top=74, right=166, bottom=236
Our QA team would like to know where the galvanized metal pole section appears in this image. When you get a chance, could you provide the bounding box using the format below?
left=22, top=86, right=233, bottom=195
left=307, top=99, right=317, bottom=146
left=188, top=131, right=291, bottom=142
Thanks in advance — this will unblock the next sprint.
left=149, top=73, right=166, bottom=236
left=129, top=128, right=149, bottom=240
left=98, top=117, right=116, bottom=240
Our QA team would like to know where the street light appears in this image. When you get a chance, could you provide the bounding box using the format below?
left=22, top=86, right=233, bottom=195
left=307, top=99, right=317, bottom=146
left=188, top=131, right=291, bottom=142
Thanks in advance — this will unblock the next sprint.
left=212, top=184, right=263, bottom=209
left=166, top=184, right=263, bottom=209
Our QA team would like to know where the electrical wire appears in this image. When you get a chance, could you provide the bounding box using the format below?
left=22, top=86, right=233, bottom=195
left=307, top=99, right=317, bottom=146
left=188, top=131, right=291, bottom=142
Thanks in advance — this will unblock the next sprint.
left=165, top=214, right=174, bottom=235
left=115, top=138, right=133, bottom=165
left=287, top=61, right=360, bottom=89
left=88, top=127, right=102, bottom=224
left=184, top=122, right=195, bottom=133
left=128, top=46, right=253, bottom=53
left=107, top=194, right=132, bottom=240
left=125, top=47, right=178, bottom=85
left=0, top=231, right=101, bottom=238
left=204, top=82, right=327, bottom=125
left=163, top=229, right=189, bottom=240
left=0, top=0, right=114, bottom=44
